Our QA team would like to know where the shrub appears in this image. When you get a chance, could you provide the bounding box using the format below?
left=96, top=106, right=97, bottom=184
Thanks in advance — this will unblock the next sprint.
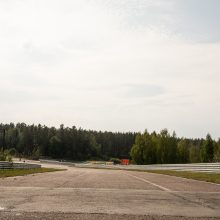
left=8, top=148, right=17, bottom=156
left=109, top=158, right=121, bottom=164
left=0, top=149, right=12, bottom=162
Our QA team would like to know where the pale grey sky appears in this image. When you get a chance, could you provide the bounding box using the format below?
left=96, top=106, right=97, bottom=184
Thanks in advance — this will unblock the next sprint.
left=0, top=0, right=220, bottom=138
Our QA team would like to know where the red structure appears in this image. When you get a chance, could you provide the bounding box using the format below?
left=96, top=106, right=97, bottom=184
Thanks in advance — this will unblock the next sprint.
left=121, top=159, right=129, bottom=165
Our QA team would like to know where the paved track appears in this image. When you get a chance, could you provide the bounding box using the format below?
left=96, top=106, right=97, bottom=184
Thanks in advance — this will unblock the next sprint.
left=0, top=163, right=220, bottom=219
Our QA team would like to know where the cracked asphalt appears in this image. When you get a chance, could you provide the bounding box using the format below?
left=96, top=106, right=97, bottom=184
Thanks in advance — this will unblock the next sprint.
left=0, top=162, right=220, bottom=219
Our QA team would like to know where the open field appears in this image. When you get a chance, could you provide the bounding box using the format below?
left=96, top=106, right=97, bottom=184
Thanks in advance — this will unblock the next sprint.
left=0, top=162, right=220, bottom=219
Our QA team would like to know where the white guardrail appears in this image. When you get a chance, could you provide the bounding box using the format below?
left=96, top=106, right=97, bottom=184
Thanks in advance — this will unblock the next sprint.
left=0, top=161, right=41, bottom=169
left=39, top=159, right=220, bottom=173
left=75, top=162, right=220, bottom=173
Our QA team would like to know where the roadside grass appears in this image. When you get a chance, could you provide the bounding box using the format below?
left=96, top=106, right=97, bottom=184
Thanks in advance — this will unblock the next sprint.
left=143, top=170, right=220, bottom=184
left=76, top=165, right=220, bottom=184
left=0, top=168, right=65, bottom=178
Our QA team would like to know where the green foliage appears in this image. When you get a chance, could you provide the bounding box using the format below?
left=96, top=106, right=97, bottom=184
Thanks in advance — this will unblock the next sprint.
left=131, top=130, right=178, bottom=164
left=130, top=134, right=144, bottom=164
left=189, top=144, right=200, bottom=163
left=0, top=123, right=136, bottom=161
left=200, top=134, right=214, bottom=162
left=0, top=168, right=65, bottom=178
left=110, top=158, right=121, bottom=164
left=30, top=147, right=40, bottom=160
left=177, top=139, right=190, bottom=163
left=131, top=130, right=219, bottom=165
left=144, top=170, right=220, bottom=184
left=130, top=131, right=158, bottom=165
left=213, top=139, right=220, bottom=162
left=0, top=149, right=12, bottom=162
left=0, top=122, right=219, bottom=164
left=8, top=148, right=17, bottom=156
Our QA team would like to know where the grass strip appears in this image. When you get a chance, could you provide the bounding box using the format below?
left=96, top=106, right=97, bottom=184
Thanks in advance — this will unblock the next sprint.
left=76, top=165, right=220, bottom=184
left=144, top=170, right=220, bottom=184
left=0, top=168, right=65, bottom=178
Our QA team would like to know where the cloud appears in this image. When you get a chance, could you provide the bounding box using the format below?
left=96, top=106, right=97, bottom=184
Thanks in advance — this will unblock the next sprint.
left=173, top=0, right=220, bottom=43
left=0, top=0, right=219, bottom=138
left=0, top=88, right=60, bottom=104
left=124, top=84, right=165, bottom=98
left=99, top=0, right=220, bottom=43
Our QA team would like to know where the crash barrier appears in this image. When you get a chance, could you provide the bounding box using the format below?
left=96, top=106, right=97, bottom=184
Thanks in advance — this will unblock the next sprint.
left=89, top=161, right=105, bottom=165
left=105, top=162, right=114, bottom=165
left=0, top=161, right=13, bottom=169
left=117, top=163, right=220, bottom=173
left=136, top=163, right=220, bottom=172
left=75, top=162, right=220, bottom=173
left=0, top=161, right=41, bottom=169
left=40, top=159, right=76, bottom=166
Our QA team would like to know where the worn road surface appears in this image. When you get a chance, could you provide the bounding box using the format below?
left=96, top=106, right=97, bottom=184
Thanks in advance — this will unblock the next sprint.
left=0, top=162, right=220, bottom=219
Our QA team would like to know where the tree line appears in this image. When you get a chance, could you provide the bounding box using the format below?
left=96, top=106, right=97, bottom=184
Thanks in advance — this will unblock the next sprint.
left=0, top=123, right=136, bottom=160
left=0, top=123, right=219, bottom=164
left=131, top=129, right=220, bottom=164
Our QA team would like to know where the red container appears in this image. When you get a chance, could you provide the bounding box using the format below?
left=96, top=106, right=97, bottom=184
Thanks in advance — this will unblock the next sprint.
left=121, top=159, right=129, bottom=165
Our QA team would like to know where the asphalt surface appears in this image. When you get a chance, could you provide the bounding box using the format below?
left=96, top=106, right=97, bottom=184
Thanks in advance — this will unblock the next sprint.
left=0, top=162, right=220, bottom=219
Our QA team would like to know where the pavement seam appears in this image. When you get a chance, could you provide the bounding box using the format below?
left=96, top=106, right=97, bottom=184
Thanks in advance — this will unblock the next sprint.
left=169, top=191, right=217, bottom=210
left=124, top=172, right=217, bottom=211
left=57, top=172, right=88, bottom=188
left=1, top=186, right=220, bottom=194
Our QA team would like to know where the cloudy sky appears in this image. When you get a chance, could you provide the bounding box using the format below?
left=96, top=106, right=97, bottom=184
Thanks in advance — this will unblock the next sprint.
left=0, top=0, right=220, bottom=138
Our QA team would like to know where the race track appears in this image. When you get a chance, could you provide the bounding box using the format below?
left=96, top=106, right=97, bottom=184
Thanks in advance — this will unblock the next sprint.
left=0, top=162, right=220, bottom=220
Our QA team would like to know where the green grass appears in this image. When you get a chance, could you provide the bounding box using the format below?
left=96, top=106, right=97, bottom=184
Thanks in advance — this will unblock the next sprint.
left=0, top=168, right=65, bottom=178
left=144, top=170, right=220, bottom=184
left=77, top=165, right=220, bottom=184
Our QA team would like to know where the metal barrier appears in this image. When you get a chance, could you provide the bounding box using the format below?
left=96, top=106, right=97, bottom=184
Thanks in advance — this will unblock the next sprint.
left=0, top=161, right=41, bottom=169
left=0, top=161, right=13, bottom=169
left=75, top=162, right=220, bottom=173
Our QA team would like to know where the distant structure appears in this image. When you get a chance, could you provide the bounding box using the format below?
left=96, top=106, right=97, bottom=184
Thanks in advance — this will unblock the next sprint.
left=121, top=159, right=129, bottom=165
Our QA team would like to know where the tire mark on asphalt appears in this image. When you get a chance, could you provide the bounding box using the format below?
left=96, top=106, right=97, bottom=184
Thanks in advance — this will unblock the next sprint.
left=124, top=172, right=216, bottom=210
left=170, top=192, right=216, bottom=210
left=57, top=172, right=88, bottom=188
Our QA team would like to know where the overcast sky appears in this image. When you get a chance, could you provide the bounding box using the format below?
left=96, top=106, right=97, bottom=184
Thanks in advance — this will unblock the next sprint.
left=0, top=0, right=220, bottom=138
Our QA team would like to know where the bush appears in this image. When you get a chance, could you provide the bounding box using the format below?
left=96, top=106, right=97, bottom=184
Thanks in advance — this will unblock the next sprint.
left=29, top=147, right=40, bottom=160
left=109, top=158, right=121, bottom=164
left=8, top=148, right=17, bottom=156
left=0, top=149, right=12, bottom=162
